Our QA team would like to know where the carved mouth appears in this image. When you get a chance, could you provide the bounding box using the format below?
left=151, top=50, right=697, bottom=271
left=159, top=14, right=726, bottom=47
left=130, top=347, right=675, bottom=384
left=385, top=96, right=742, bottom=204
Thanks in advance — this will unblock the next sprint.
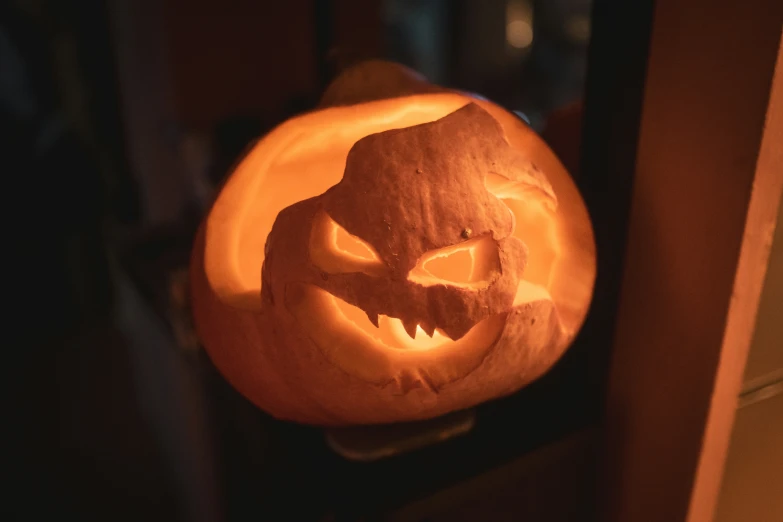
left=284, top=282, right=506, bottom=393
left=283, top=280, right=550, bottom=393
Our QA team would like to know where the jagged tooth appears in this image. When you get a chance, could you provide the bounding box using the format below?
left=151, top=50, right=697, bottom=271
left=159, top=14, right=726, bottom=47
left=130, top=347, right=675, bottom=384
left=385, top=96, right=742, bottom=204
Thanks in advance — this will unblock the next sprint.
left=419, top=320, right=436, bottom=338
left=402, top=319, right=418, bottom=339
left=366, top=311, right=379, bottom=328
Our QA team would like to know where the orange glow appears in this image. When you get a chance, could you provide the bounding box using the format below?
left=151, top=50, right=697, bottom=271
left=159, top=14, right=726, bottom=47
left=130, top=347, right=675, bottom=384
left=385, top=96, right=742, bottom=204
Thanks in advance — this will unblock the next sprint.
left=203, top=92, right=590, bottom=338
left=192, top=72, right=598, bottom=426
left=309, top=215, right=505, bottom=351
left=408, top=235, right=500, bottom=289
left=484, top=172, right=560, bottom=288
left=422, top=248, right=477, bottom=284
left=328, top=289, right=455, bottom=351
left=206, top=96, right=479, bottom=310
left=504, top=197, right=560, bottom=288
left=286, top=283, right=505, bottom=387
left=310, top=211, right=386, bottom=276
left=334, top=220, right=378, bottom=260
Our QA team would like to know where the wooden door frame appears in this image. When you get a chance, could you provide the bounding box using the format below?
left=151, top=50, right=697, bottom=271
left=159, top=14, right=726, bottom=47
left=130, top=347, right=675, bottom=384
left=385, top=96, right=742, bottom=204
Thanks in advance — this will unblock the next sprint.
left=583, top=1, right=783, bottom=520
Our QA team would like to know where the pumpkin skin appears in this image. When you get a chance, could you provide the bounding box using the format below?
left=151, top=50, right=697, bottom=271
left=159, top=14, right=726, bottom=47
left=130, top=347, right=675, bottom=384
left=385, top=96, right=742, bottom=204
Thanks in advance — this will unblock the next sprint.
left=191, top=69, right=596, bottom=426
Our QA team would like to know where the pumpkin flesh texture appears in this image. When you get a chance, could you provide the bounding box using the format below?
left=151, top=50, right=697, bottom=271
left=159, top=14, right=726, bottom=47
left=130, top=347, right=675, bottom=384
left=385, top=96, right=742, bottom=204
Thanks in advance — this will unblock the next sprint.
left=194, top=93, right=595, bottom=425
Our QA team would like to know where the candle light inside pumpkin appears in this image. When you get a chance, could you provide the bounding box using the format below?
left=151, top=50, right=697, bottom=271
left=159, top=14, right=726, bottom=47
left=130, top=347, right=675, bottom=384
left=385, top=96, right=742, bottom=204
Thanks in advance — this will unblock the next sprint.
left=191, top=87, right=595, bottom=425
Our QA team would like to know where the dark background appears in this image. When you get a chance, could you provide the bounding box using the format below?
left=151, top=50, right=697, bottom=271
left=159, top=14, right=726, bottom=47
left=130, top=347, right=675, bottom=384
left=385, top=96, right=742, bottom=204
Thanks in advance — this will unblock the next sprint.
left=3, top=0, right=637, bottom=520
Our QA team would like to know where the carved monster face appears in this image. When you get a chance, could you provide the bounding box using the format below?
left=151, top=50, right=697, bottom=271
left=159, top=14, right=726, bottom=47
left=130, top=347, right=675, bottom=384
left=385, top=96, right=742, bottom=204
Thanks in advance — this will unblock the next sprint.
left=193, top=90, right=596, bottom=425
left=260, top=103, right=560, bottom=394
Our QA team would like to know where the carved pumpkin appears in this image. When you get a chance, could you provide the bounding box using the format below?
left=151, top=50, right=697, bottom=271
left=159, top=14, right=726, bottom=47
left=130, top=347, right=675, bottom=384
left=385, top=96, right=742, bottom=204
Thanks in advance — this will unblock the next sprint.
left=191, top=65, right=596, bottom=425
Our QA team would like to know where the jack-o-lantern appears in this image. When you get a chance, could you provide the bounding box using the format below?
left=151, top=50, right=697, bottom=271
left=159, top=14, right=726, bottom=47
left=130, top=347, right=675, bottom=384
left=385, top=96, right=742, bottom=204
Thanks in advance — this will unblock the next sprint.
left=191, top=62, right=596, bottom=426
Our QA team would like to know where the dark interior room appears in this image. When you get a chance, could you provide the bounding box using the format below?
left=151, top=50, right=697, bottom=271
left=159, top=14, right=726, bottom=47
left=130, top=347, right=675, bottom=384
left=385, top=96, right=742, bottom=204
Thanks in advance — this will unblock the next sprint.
left=4, top=1, right=782, bottom=521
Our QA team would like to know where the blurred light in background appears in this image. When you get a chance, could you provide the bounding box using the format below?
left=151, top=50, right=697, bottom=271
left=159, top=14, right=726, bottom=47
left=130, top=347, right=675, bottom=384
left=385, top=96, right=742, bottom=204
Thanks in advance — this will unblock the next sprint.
left=506, top=0, right=534, bottom=50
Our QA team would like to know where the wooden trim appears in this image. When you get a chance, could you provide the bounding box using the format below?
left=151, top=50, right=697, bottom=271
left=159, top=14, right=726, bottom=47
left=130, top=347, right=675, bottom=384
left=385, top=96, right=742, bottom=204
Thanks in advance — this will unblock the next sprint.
left=602, top=2, right=783, bottom=521
left=688, top=30, right=783, bottom=522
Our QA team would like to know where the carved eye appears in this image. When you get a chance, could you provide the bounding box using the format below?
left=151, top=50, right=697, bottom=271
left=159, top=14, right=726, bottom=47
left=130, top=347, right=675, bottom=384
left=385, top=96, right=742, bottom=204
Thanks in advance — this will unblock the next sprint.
left=310, top=210, right=386, bottom=276
left=408, top=235, right=500, bottom=289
